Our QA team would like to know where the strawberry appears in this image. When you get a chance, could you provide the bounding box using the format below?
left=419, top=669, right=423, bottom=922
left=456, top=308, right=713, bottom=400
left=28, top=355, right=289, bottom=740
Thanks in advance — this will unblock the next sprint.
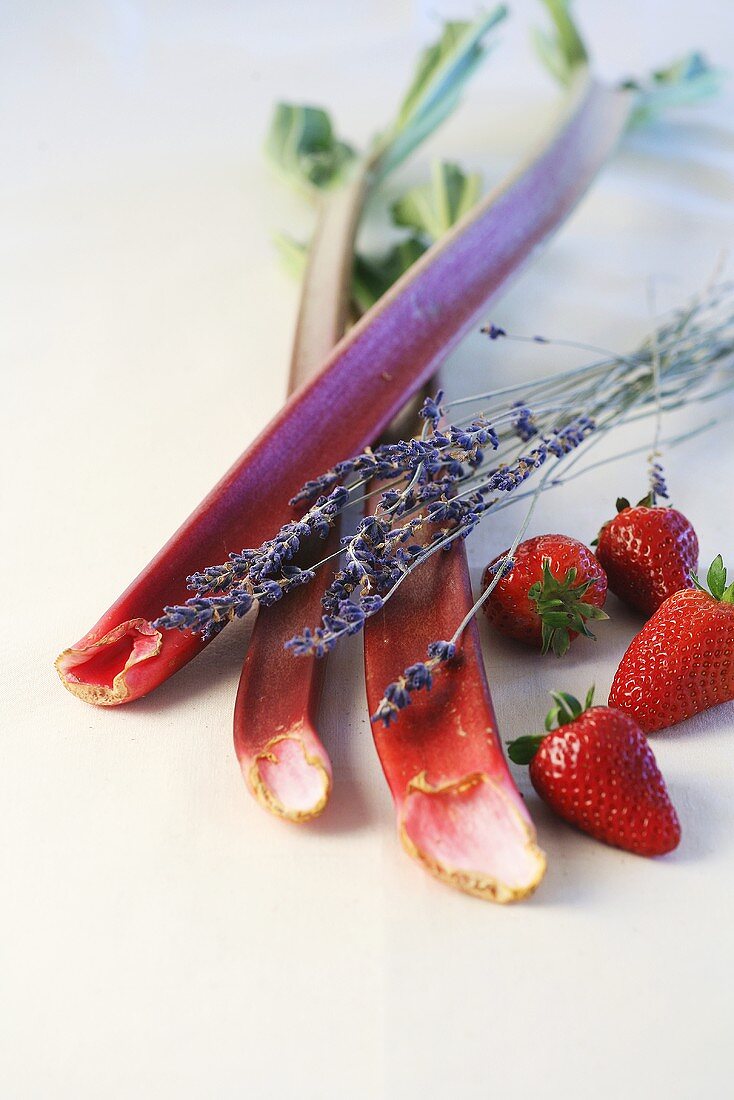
left=609, top=555, right=734, bottom=733
left=482, top=534, right=608, bottom=656
left=508, top=689, right=680, bottom=856
left=595, top=496, right=698, bottom=616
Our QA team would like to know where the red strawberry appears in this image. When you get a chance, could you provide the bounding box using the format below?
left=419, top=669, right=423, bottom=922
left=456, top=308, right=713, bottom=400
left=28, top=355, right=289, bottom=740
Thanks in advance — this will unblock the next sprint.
left=508, top=689, right=680, bottom=856
left=596, top=497, right=698, bottom=616
left=610, top=555, right=734, bottom=733
left=482, top=534, right=608, bottom=656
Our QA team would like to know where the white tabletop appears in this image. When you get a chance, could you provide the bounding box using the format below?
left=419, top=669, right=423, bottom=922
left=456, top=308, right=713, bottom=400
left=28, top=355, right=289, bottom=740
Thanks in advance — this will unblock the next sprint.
left=3, top=2, right=733, bottom=1097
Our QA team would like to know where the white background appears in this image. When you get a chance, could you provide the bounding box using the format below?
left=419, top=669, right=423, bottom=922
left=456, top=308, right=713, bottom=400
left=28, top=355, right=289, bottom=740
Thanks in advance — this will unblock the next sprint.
left=2, top=2, right=733, bottom=1097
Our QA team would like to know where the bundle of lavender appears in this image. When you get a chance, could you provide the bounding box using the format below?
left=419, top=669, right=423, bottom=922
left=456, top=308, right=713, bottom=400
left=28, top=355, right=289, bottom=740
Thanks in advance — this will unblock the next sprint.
left=156, top=283, right=734, bottom=710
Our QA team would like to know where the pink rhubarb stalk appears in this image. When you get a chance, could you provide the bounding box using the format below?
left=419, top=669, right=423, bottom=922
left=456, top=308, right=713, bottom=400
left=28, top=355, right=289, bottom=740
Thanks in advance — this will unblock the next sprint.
left=56, top=75, right=632, bottom=706
left=234, top=171, right=369, bottom=820
left=364, top=541, right=546, bottom=901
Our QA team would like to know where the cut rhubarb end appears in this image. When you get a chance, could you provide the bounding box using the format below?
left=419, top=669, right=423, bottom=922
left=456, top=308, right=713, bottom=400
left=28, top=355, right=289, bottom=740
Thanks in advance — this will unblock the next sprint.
left=246, top=732, right=333, bottom=824
left=54, top=619, right=162, bottom=707
left=399, top=771, right=547, bottom=904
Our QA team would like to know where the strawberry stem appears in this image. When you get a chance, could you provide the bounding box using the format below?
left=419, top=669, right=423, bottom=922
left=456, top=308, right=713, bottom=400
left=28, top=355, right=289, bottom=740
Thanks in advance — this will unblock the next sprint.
left=529, top=559, right=608, bottom=656
left=546, top=685, right=595, bottom=729
left=507, top=684, right=595, bottom=763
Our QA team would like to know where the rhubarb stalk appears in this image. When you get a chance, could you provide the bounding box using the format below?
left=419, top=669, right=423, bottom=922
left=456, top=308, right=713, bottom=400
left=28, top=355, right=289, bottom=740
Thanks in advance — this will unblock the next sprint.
left=363, top=539, right=546, bottom=901
left=55, top=73, right=633, bottom=705
left=233, top=172, right=369, bottom=820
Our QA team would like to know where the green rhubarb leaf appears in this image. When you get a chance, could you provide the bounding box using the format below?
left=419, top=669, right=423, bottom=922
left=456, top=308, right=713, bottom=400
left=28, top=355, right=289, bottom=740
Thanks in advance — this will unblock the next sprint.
left=265, top=103, right=356, bottom=193
left=533, top=5, right=720, bottom=123
left=532, top=0, right=588, bottom=88
left=276, top=155, right=478, bottom=312
left=268, top=13, right=503, bottom=310
left=352, top=236, right=429, bottom=314
left=273, top=232, right=308, bottom=279
left=353, top=158, right=482, bottom=312
left=392, top=161, right=482, bottom=241
left=372, top=6, right=507, bottom=178
left=628, top=52, right=723, bottom=126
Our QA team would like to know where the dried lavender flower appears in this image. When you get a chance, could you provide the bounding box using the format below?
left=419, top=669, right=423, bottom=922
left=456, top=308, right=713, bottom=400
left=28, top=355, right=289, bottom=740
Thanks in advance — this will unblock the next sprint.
left=371, top=641, right=457, bottom=726
left=649, top=459, right=669, bottom=502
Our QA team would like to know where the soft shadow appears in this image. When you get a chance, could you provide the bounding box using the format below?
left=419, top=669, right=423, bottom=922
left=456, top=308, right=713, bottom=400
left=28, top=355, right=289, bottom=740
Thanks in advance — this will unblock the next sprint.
left=645, top=701, right=734, bottom=743
left=665, top=120, right=734, bottom=153
left=478, top=590, right=646, bottom=702
left=617, top=143, right=733, bottom=205
left=628, top=118, right=734, bottom=159
left=308, top=632, right=381, bottom=835
left=520, top=796, right=610, bottom=907
left=309, top=777, right=377, bottom=837
left=125, top=614, right=256, bottom=717
left=665, top=773, right=730, bottom=864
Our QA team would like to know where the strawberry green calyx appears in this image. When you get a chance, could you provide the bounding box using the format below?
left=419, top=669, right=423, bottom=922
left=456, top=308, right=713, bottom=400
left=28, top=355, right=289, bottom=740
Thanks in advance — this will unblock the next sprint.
left=614, top=490, right=657, bottom=514
left=545, top=685, right=595, bottom=729
left=528, top=559, right=608, bottom=656
left=507, top=686, right=595, bottom=763
left=692, top=555, right=734, bottom=604
left=591, top=495, right=639, bottom=545
left=507, top=735, right=545, bottom=765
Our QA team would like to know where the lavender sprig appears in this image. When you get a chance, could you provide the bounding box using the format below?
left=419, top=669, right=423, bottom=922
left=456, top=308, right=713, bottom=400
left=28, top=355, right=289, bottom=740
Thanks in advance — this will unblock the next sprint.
left=156, top=403, right=508, bottom=638
left=648, top=459, right=669, bottom=502
left=511, top=401, right=538, bottom=442
left=158, top=565, right=316, bottom=642
left=152, top=409, right=589, bottom=644
left=286, top=594, right=384, bottom=658
left=289, top=412, right=498, bottom=507
left=179, top=486, right=349, bottom=599
left=372, top=640, right=457, bottom=726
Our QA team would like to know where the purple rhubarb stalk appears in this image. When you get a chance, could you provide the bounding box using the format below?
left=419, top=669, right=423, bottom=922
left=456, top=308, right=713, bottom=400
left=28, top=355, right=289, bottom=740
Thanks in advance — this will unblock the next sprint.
left=363, top=539, right=547, bottom=901
left=233, top=171, right=369, bottom=820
